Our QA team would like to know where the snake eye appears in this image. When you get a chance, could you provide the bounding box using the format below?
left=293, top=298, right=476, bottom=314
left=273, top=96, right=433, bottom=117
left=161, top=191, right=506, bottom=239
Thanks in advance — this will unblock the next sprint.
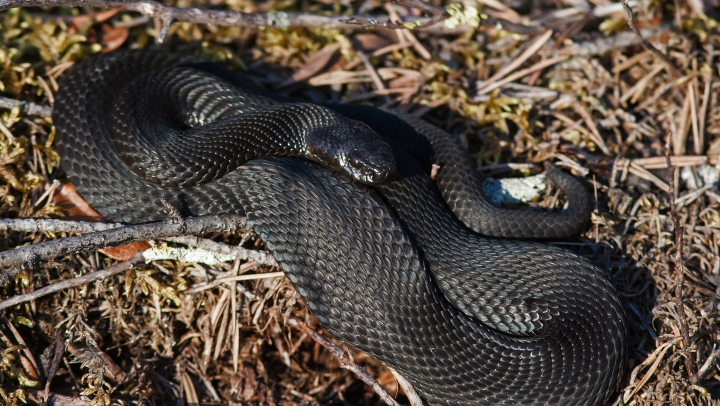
left=348, top=149, right=362, bottom=165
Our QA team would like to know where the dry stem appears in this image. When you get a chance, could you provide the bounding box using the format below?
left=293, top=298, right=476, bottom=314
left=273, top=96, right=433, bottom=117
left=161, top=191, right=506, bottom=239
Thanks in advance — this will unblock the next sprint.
left=619, top=0, right=682, bottom=77
left=664, top=133, right=695, bottom=382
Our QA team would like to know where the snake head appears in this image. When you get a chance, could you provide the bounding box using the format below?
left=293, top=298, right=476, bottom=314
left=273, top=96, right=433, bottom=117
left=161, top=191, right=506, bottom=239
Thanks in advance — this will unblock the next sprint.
left=306, top=116, right=396, bottom=185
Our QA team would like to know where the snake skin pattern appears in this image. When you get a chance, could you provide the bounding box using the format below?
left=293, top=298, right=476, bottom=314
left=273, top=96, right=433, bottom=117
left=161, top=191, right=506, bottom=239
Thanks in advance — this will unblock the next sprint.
left=53, top=50, right=629, bottom=405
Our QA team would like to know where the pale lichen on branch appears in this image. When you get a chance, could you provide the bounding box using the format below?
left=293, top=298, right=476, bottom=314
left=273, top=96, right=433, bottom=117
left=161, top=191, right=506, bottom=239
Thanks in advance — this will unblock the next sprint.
left=0, top=215, right=251, bottom=285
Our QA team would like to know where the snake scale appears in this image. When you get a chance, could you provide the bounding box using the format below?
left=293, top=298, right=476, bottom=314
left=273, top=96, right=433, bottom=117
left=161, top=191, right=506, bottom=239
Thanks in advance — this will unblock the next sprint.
left=53, top=50, right=629, bottom=405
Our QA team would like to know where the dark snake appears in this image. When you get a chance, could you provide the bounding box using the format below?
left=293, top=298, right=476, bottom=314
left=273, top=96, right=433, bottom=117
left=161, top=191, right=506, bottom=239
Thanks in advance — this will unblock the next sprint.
left=53, top=50, right=629, bottom=406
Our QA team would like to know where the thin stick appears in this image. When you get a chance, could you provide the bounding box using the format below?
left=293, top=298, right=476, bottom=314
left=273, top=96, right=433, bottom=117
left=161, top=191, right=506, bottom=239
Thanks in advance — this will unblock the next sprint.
left=619, top=0, right=682, bottom=77
left=44, top=325, right=66, bottom=401
left=696, top=347, right=720, bottom=381
left=185, top=272, right=284, bottom=294
left=475, top=56, right=568, bottom=96
left=286, top=318, right=402, bottom=406
left=1, top=315, right=40, bottom=379
left=630, top=155, right=718, bottom=169
left=664, top=133, right=695, bottom=382
left=0, top=254, right=144, bottom=311
left=476, top=29, right=553, bottom=91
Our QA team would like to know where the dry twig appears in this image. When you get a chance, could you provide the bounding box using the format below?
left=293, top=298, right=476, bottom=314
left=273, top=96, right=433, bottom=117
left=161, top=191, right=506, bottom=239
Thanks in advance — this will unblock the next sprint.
left=44, top=326, right=66, bottom=401
left=165, top=235, right=276, bottom=266
left=664, top=133, right=695, bottom=382
left=343, top=0, right=447, bottom=30
left=0, top=0, right=551, bottom=38
left=0, top=218, right=123, bottom=233
left=619, top=0, right=682, bottom=77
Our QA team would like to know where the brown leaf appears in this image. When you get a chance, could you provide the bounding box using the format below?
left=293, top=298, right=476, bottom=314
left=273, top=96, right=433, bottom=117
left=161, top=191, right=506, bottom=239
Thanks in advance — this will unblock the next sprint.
left=388, top=71, right=423, bottom=89
left=99, top=241, right=150, bottom=261
left=243, top=363, right=256, bottom=400
left=69, top=9, right=120, bottom=28
left=53, top=183, right=104, bottom=222
left=375, top=367, right=399, bottom=394
left=278, top=44, right=340, bottom=88
left=53, top=183, right=149, bottom=260
left=352, top=31, right=396, bottom=53
left=100, top=25, right=129, bottom=53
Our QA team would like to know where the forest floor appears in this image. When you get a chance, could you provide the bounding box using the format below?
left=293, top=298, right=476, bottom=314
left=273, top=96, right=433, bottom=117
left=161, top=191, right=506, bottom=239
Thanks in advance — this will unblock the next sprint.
left=1, top=0, right=719, bottom=405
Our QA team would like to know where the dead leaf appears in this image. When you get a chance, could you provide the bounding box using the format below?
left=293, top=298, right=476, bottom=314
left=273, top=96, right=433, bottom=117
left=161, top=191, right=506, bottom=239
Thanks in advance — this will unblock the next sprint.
left=100, top=25, right=129, bottom=53
left=387, top=70, right=423, bottom=89
left=278, top=44, right=340, bottom=88
left=53, top=183, right=149, bottom=260
left=375, top=368, right=399, bottom=395
left=69, top=9, right=120, bottom=29
left=243, top=363, right=256, bottom=400
left=352, top=31, right=396, bottom=53
left=99, top=241, right=151, bottom=261
left=53, top=183, right=104, bottom=222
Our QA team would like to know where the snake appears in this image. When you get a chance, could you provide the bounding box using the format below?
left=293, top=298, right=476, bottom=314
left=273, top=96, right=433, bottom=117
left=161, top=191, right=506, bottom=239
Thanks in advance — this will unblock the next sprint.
left=53, top=49, right=629, bottom=406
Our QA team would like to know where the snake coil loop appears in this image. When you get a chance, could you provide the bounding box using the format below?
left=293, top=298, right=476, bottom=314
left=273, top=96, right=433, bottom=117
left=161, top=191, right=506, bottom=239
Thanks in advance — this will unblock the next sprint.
left=54, top=49, right=629, bottom=406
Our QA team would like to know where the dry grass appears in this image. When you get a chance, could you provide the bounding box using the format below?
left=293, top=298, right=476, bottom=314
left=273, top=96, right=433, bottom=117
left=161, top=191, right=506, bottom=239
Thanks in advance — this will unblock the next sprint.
left=1, top=0, right=720, bottom=405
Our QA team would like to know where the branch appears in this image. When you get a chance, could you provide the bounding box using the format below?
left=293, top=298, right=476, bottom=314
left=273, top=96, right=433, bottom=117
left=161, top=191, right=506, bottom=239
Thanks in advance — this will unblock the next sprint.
left=44, top=325, right=66, bottom=400
left=619, top=0, right=682, bottom=77
left=696, top=347, right=720, bottom=382
left=0, top=96, right=53, bottom=117
left=286, top=318, right=403, bottom=406
left=0, top=0, right=469, bottom=39
left=0, top=254, right=144, bottom=312
left=0, top=214, right=250, bottom=285
left=0, top=218, right=123, bottom=233
left=345, top=0, right=448, bottom=30
left=165, top=235, right=276, bottom=266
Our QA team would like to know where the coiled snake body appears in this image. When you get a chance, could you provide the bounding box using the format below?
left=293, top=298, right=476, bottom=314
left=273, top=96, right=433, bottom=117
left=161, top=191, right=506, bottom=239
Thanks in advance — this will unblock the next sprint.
left=54, top=50, right=629, bottom=405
